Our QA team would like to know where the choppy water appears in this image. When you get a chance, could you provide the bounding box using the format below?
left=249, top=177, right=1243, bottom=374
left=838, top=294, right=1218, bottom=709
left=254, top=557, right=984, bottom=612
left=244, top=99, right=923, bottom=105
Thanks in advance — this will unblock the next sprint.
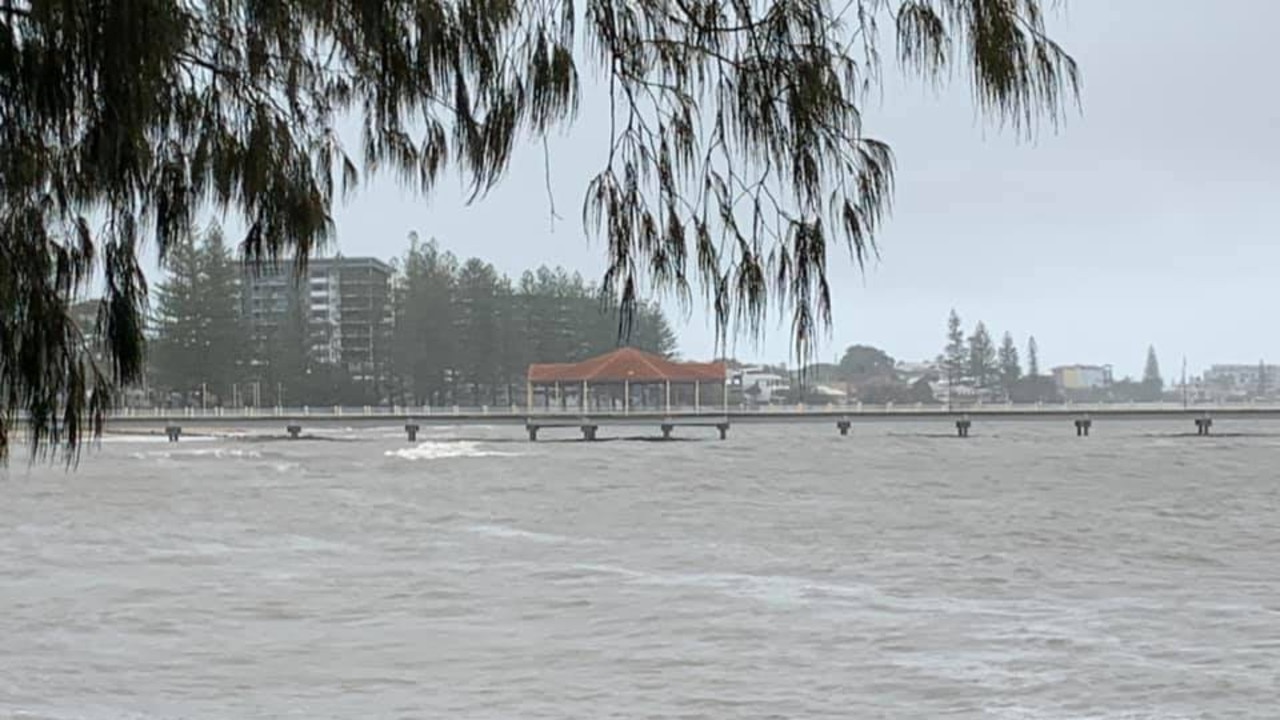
left=2, top=421, right=1279, bottom=719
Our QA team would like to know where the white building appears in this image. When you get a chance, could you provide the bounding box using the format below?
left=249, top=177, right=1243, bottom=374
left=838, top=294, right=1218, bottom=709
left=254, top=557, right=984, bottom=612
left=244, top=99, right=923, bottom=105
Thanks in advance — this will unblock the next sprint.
left=729, top=366, right=791, bottom=404
left=1204, top=364, right=1277, bottom=399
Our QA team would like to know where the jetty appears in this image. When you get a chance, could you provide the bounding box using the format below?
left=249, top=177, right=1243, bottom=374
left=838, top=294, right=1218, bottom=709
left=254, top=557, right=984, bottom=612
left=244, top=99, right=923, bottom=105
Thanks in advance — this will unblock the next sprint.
left=86, top=401, right=1280, bottom=442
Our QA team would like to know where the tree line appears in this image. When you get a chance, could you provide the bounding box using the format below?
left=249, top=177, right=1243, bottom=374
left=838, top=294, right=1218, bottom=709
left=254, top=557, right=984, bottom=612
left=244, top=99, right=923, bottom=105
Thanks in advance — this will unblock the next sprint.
left=800, top=313, right=1058, bottom=405
left=818, top=311, right=1129, bottom=405
left=942, top=309, right=1165, bottom=403
left=148, top=229, right=677, bottom=407
left=390, top=233, right=677, bottom=406
left=942, top=310, right=1057, bottom=403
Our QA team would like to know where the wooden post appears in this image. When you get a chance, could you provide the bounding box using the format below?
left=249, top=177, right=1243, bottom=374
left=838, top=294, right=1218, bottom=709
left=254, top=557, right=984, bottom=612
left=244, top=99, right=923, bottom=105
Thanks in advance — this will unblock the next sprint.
left=526, top=379, right=533, bottom=410
left=665, top=379, right=671, bottom=414
left=582, top=380, right=588, bottom=413
left=695, top=381, right=701, bottom=413
left=624, top=379, right=630, bottom=415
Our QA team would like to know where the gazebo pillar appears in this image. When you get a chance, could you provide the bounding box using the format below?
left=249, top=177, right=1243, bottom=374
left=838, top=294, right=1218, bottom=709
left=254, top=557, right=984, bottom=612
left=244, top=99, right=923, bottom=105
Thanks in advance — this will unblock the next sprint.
left=665, top=380, right=671, bottom=414
left=694, top=381, right=701, bottom=413
left=526, top=379, right=533, bottom=409
left=624, top=379, right=630, bottom=415
left=581, top=380, right=588, bottom=413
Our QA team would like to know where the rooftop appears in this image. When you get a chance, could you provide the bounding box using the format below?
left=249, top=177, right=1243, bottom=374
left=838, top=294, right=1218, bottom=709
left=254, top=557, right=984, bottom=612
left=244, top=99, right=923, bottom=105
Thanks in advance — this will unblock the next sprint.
left=528, top=347, right=726, bottom=384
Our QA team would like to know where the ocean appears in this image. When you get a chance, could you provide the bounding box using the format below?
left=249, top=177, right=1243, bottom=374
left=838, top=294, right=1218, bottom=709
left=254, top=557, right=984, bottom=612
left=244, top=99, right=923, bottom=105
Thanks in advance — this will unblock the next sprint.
left=2, top=421, right=1277, bottom=718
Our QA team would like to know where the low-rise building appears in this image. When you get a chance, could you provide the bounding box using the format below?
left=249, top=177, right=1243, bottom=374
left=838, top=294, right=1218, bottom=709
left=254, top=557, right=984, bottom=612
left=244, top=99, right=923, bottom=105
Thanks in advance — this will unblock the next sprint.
left=1052, top=364, right=1113, bottom=391
left=729, top=366, right=791, bottom=404
left=1204, top=364, right=1277, bottom=399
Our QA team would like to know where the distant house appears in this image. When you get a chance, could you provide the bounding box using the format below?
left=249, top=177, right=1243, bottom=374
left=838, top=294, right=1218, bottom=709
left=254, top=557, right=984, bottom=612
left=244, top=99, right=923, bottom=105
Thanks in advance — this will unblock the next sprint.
left=895, top=360, right=945, bottom=402
left=1052, top=364, right=1113, bottom=391
left=806, top=384, right=848, bottom=404
left=729, top=366, right=791, bottom=404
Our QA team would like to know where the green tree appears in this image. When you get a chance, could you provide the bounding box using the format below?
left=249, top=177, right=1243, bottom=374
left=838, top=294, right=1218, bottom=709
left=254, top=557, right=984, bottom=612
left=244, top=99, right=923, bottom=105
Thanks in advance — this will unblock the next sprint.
left=149, top=230, right=205, bottom=397
left=1027, top=336, right=1041, bottom=378
left=197, top=227, right=248, bottom=402
left=628, top=301, right=680, bottom=358
left=839, top=345, right=897, bottom=381
left=392, top=236, right=459, bottom=405
left=149, top=225, right=247, bottom=405
left=998, top=332, right=1022, bottom=398
left=454, top=258, right=506, bottom=404
left=1142, top=345, right=1163, bottom=399
left=1, top=0, right=1079, bottom=460
left=968, top=322, right=998, bottom=391
left=944, top=310, right=968, bottom=388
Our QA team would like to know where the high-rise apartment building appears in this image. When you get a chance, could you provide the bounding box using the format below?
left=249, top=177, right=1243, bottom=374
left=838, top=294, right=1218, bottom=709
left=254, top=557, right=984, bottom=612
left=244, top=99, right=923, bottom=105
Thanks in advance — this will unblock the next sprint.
left=241, top=256, right=394, bottom=381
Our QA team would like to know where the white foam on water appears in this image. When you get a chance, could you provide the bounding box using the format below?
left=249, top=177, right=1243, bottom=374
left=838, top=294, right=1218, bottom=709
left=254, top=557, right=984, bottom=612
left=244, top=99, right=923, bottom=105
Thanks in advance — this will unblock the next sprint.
left=465, top=524, right=579, bottom=544
left=2, top=703, right=173, bottom=720
left=384, top=440, right=519, bottom=461
left=129, top=447, right=263, bottom=461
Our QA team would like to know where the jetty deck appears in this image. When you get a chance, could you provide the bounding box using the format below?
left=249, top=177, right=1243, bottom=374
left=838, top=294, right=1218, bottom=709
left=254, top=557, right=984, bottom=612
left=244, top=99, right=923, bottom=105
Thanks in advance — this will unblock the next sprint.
left=64, top=402, right=1280, bottom=442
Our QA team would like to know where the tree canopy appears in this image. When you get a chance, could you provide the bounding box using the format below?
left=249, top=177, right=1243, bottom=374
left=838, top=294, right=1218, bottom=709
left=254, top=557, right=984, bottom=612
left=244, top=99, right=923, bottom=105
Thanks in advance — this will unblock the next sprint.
left=0, top=0, right=1078, bottom=460
left=839, top=344, right=896, bottom=381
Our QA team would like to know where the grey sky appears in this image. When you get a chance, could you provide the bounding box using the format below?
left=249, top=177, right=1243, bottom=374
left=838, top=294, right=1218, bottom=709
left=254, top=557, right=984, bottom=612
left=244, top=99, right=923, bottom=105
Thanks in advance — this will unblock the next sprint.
left=240, top=1, right=1280, bottom=378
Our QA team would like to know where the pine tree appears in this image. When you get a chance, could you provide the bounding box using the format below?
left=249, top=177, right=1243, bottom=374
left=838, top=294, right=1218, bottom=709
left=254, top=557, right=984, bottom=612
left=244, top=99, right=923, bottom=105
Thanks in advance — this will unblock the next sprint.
left=998, top=332, right=1022, bottom=397
left=968, top=322, right=999, bottom=390
left=630, top=301, right=680, bottom=358
left=1142, top=346, right=1163, bottom=399
left=392, top=236, right=460, bottom=405
left=454, top=258, right=505, bottom=404
left=1027, top=336, right=1041, bottom=377
left=197, top=227, right=247, bottom=403
left=944, top=310, right=968, bottom=388
left=150, top=230, right=206, bottom=397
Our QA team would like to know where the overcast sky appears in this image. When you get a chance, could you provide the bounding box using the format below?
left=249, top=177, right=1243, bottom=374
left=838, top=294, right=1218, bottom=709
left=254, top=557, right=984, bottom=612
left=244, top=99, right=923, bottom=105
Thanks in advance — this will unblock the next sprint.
left=233, top=1, right=1277, bottom=378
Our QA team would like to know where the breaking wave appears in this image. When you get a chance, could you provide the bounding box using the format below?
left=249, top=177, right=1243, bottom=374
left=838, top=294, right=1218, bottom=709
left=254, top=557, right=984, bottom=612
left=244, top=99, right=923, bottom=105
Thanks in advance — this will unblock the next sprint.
left=384, top=440, right=520, bottom=461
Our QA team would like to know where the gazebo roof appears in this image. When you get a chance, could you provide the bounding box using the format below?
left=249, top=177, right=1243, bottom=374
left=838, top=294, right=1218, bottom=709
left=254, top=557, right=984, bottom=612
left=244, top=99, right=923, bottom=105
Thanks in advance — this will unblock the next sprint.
left=528, top=347, right=726, bottom=384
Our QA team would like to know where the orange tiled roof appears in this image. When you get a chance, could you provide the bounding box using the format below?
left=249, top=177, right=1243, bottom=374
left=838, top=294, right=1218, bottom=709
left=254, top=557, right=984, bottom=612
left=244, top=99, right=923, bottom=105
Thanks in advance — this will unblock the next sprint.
left=528, top=347, right=725, bottom=383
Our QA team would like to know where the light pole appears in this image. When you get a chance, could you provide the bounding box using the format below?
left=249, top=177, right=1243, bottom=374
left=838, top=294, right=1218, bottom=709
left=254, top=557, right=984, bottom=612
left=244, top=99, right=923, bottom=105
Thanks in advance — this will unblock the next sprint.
left=1182, top=356, right=1188, bottom=408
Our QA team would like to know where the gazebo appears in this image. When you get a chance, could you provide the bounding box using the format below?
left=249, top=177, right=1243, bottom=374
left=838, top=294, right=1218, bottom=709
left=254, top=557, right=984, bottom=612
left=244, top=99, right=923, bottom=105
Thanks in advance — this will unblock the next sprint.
left=527, top=347, right=727, bottom=414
